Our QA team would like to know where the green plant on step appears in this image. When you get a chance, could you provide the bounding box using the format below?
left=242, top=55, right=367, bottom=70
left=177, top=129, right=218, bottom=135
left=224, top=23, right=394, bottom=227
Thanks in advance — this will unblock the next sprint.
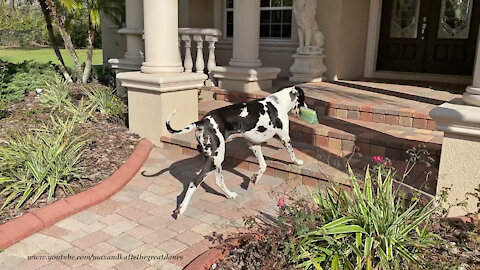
left=85, top=87, right=123, bottom=118
left=39, top=75, right=71, bottom=111
left=292, top=165, right=438, bottom=270
left=0, top=117, right=89, bottom=211
left=64, top=98, right=97, bottom=124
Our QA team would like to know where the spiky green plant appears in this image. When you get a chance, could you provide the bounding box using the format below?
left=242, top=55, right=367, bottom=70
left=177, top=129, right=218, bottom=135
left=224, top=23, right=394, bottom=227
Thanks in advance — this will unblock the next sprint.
left=293, top=165, right=438, bottom=270
left=0, top=116, right=89, bottom=211
left=64, top=98, right=97, bottom=123
left=86, top=87, right=123, bottom=118
left=39, top=76, right=71, bottom=111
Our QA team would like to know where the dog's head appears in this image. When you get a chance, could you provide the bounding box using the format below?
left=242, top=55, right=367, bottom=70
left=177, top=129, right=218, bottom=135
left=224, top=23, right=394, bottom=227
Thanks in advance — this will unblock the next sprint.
left=289, top=86, right=307, bottom=117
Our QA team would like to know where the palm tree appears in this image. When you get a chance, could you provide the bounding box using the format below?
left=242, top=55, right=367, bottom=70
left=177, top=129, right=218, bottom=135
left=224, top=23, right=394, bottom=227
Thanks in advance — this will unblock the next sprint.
left=37, top=0, right=72, bottom=81
left=40, top=0, right=124, bottom=83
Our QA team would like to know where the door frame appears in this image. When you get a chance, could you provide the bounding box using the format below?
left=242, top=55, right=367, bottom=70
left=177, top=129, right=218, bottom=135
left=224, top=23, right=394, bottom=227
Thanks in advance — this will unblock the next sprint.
left=363, top=0, right=478, bottom=84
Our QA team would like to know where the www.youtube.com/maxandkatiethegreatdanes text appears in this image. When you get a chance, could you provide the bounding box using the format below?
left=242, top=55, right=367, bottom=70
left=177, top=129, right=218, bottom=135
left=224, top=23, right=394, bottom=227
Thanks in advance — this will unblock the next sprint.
left=27, top=253, right=183, bottom=262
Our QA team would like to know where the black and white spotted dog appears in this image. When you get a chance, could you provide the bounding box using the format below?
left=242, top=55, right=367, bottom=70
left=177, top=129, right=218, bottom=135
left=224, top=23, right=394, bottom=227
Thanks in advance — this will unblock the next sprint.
left=166, top=86, right=307, bottom=218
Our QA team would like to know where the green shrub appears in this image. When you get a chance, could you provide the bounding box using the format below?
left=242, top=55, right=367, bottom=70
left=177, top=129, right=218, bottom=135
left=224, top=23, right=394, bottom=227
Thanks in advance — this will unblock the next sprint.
left=64, top=98, right=97, bottom=124
left=86, top=87, right=123, bottom=118
left=39, top=76, right=71, bottom=111
left=0, top=60, right=58, bottom=104
left=288, top=166, right=438, bottom=269
left=0, top=117, right=89, bottom=210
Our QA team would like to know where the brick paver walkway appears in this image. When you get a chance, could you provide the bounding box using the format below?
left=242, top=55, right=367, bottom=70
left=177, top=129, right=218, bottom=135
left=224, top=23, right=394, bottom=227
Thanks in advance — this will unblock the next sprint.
left=0, top=147, right=309, bottom=270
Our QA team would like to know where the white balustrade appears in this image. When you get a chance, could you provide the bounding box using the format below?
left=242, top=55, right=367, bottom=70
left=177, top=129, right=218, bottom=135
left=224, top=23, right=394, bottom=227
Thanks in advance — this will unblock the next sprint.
left=178, top=28, right=222, bottom=86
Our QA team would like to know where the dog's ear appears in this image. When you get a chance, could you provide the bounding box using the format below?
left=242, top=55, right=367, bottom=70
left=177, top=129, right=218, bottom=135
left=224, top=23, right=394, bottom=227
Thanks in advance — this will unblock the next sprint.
left=289, top=87, right=298, bottom=101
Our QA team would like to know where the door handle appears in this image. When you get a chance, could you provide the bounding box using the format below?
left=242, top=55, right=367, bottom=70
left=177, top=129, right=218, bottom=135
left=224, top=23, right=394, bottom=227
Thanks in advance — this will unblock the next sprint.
left=421, top=16, right=427, bottom=40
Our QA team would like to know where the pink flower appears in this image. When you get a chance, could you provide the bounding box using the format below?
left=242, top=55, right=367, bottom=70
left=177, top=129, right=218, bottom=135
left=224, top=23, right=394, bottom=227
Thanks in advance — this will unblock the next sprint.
left=277, top=197, right=285, bottom=208
left=372, top=155, right=383, bottom=163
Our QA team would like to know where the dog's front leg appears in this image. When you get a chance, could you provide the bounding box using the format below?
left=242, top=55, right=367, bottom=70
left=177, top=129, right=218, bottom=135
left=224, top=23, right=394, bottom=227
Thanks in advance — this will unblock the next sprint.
left=278, top=131, right=304, bottom=166
left=249, top=144, right=267, bottom=184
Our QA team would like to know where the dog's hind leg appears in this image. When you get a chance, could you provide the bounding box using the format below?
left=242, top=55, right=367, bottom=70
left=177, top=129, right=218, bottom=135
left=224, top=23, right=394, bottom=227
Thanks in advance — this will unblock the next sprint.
left=249, top=144, right=267, bottom=184
left=174, top=157, right=215, bottom=219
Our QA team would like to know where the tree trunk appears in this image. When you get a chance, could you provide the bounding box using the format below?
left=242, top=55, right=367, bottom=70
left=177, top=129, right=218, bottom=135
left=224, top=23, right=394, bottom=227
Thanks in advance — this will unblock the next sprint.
left=45, top=0, right=82, bottom=82
left=82, top=16, right=95, bottom=84
left=37, top=0, right=72, bottom=82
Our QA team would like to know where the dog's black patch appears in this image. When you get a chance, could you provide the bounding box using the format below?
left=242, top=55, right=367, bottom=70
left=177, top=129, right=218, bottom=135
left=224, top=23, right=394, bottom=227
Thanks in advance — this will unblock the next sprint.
left=206, top=99, right=266, bottom=137
left=265, top=101, right=283, bottom=130
left=295, top=86, right=306, bottom=108
left=257, top=126, right=267, bottom=133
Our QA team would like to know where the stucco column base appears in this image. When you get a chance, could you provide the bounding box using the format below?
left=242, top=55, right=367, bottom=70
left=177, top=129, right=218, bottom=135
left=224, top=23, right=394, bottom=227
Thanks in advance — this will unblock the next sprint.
left=117, top=71, right=207, bottom=146
left=430, top=102, right=480, bottom=217
left=289, top=53, right=327, bottom=83
left=463, top=86, right=480, bottom=107
left=211, top=66, right=281, bottom=93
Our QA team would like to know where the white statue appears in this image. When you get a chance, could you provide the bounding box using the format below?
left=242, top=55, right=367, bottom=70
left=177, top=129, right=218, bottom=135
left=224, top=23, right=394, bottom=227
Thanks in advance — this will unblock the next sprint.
left=293, top=0, right=324, bottom=54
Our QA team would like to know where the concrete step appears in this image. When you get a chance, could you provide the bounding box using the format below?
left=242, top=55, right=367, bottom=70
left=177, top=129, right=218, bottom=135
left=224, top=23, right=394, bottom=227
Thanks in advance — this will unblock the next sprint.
left=198, top=100, right=443, bottom=168
left=161, top=132, right=437, bottom=197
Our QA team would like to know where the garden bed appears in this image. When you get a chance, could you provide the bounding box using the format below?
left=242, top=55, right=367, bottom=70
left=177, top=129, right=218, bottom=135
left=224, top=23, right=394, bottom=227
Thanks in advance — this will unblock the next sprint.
left=0, top=82, right=140, bottom=224
left=212, top=218, right=480, bottom=269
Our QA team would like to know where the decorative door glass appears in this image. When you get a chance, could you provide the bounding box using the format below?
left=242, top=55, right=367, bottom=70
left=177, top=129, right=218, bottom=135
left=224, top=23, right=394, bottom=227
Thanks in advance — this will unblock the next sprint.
left=437, top=0, right=473, bottom=39
left=389, top=0, right=421, bottom=38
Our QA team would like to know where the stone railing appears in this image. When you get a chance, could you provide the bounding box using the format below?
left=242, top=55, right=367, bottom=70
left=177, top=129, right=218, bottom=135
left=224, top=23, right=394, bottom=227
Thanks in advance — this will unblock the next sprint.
left=178, top=28, right=222, bottom=86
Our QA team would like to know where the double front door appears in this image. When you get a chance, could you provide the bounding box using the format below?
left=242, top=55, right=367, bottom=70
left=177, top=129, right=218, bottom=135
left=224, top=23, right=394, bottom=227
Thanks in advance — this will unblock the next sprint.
left=377, top=0, right=480, bottom=75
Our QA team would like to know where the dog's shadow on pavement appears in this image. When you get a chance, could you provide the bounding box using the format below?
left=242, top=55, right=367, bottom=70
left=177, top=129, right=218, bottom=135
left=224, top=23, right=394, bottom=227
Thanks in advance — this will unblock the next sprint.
left=140, top=152, right=252, bottom=214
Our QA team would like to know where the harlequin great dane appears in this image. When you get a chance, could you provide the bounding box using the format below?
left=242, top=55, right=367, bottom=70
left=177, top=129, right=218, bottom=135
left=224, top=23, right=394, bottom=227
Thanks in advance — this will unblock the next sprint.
left=166, top=86, right=307, bottom=219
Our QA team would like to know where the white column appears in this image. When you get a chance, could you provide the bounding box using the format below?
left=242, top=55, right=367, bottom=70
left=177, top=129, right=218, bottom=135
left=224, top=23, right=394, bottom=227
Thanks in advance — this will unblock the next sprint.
left=123, top=0, right=144, bottom=61
left=228, top=0, right=262, bottom=67
left=463, top=28, right=480, bottom=106
left=141, top=0, right=183, bottom=74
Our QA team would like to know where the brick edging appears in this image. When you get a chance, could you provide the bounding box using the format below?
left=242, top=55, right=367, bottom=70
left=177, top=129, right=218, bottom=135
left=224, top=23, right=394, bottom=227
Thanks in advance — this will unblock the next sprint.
left=0, top=139, right=154, bottom=250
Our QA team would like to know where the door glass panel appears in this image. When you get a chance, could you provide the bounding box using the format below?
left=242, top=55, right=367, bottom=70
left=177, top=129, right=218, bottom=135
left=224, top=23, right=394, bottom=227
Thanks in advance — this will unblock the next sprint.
left=437, top=0, right=473, bottom=39
left=389, top=0, right=421, bottom=38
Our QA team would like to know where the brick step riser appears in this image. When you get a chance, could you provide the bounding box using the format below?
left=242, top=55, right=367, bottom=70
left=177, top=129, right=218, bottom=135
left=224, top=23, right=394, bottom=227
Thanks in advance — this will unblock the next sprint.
left=289, top=129, right=441, bottom=168
left=208, top=87, right=437, bottom=131
left=161, top=140, right=435, bottom=199
left=161, top=140, right=340, bottom=189
left=198, top=112, right=441, bottom=169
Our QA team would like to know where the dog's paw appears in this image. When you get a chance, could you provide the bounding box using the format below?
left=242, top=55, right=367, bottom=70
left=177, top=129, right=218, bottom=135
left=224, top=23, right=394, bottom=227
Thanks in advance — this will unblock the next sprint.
left=251, top=174, right=259, bottom=184
left=227, top=192, right=238, bottom=199
left=294, top=159, right=304, bottom=166
left=172, top=208, right=181, bottom=220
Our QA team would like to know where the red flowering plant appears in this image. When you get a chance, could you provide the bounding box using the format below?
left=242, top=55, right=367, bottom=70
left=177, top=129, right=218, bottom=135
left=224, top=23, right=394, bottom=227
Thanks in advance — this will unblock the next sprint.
left=371, top=155, right=395, bottom=178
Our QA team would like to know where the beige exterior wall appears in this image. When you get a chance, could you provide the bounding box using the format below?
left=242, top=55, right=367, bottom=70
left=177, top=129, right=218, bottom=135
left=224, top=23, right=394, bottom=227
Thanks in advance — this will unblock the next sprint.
left=215, top=0, right=370, bottom=81
left=337, top=0, right=370, bottom=79
left=437, top=133, right=480, bottom=217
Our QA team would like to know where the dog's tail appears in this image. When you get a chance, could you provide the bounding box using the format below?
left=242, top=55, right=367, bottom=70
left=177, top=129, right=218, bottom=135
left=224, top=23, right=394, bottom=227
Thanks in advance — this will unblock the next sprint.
left=166, top=110, right=200, bottom=134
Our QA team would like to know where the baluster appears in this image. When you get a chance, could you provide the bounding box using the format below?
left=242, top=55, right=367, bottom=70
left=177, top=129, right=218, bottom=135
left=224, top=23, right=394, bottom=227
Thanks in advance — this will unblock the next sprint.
left=205, top=35, right=218, bottom=86
left=181, top=34, right=193, bottom=72
left=193, top=35, right=205, bottom=74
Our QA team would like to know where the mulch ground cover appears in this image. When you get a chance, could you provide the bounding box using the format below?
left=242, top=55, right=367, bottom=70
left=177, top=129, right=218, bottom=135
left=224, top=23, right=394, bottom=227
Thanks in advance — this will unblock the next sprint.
left=0, top=83, right=140, bottom=224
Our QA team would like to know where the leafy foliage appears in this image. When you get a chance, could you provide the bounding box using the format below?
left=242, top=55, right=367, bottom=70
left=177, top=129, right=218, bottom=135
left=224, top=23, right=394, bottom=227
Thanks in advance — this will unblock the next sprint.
left=0, top=60, right=58, bottom=104
left=64, top=97, right=96, bottom=123
left=85, top=87, right=123, bottom=118
left=288, top=166, right=438, bottom=269
left=0, top=116, right=89, bottom=210
left=39, top=75, right=71, bottom=111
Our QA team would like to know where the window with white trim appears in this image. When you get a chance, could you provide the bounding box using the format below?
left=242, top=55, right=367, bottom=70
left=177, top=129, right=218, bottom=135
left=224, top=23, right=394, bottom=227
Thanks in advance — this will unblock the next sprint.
left=225, top=0, right=293, bottom=39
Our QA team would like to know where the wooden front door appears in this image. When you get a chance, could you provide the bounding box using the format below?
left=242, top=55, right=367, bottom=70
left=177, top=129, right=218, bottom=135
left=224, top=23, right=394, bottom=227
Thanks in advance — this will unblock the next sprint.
left=377, top=0, right=480, bottom=76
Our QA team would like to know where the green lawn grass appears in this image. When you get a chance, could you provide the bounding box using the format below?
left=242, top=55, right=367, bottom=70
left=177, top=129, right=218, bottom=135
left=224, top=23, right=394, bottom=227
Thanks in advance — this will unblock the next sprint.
left=0, top=46, right=103, bottom=68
